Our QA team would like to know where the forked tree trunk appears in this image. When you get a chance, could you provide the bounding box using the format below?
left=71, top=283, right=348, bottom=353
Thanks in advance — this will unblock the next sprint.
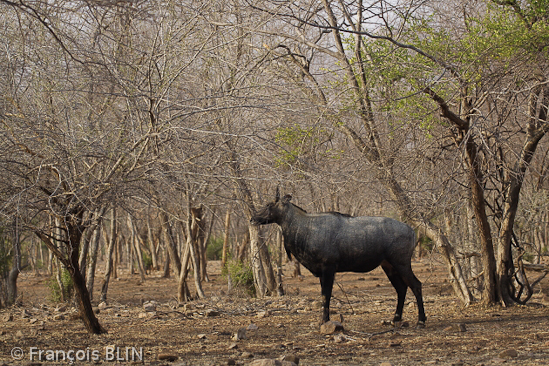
left=177, top=240, right=192, bottom=303
left=496, top=83, right=549, bottom=305
left=186, top=205, right=205, bottom=299
left=37, top=210, right=106, bottom=334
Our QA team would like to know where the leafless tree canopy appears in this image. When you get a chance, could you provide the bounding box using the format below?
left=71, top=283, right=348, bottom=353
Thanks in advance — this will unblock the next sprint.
left=1, top=0, right=548, bottom=330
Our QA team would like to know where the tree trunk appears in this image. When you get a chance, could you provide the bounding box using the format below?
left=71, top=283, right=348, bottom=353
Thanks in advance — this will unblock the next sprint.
left=222, top=209, right=231, bottom=269
left=100, top=207, right=117, bottom=303
left=275, top=228, right=285, bottom=296
left=86, top=212, right=105, bottom=301
left=38, top=209, right=106, bottom=334
left=7, top=217, right=21, bottom=305
left=201, top=208, right=215, bottom=282
left=162, top=248, right=170, bottom=278
left=128, top=214, right=146, bottom=282
left=70, top=262, right=106, bottom=334
left=177, top=239, right=192, bottom=303
left=160, top=211, right=181, bottom=278
left=187, top=205, right=205, bottom=299
left=147, top=215, right=159, bottom=270
left=496, top=78, right=548, bottom=305
left=249, top=224, right=270, bottom=297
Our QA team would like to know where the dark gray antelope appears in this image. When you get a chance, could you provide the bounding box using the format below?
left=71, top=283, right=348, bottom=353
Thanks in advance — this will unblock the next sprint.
left=250, top=192, right=426, bottom=328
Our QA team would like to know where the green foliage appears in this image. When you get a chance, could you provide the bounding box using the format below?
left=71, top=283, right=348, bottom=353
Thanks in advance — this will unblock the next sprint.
left=47, top=268, right=73, bottom=303
left=142, top=251, right=153, bottom=270
left=206, top=237, right=224, bottom=261
left=275, top=124, right=342, bottom=169
left=223, top=259, right=255, bottom=297
left=418, top=235, right=434, bottom=253
left=336, top=0, right=549, bottom=137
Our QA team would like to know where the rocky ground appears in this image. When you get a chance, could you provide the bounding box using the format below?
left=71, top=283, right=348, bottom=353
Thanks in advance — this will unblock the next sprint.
left=2, top=258, right=549, bottom=366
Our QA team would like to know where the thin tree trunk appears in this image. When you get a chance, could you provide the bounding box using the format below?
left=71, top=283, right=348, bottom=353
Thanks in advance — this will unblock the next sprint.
left=249, top=224, right=269, bottom=297
left=188, top=205, right=205, bottom=299
left=162, top=247, right=170, bottom=278
left=147, top=215, right=159, bottom=270
left=160, top=211, right=181, bottom=278
left=275, top=228, right=285, bottom=296
left=85, top=226, right=101, bottom=301
left=129, top=215, right=146, bottom=282
left=7, top=217, right=21, bottom=305
left=222, top=209, right=231, bottom=268
left=113, top=237, right=118, bottom=280
left=201, top=208, right=215, bottom=282
left=127, top=234, right=134, bottom=275
left=100, top=207, right=117, bottom=303
left=177, top=239, right=192, bottom=303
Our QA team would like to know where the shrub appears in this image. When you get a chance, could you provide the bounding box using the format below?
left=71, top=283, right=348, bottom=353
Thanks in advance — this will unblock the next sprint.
left=206, top=237, right=224, bottom=261
left=223, top=259, right=255, bottom=297
left=142, top=251, right=153, bottom=270
left=47, top=268, right=73, bottom=303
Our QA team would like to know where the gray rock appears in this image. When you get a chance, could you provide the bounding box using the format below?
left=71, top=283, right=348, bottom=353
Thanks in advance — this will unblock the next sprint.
left=233, top=328, right=247, bottom=341
left=257, top=310, right=270, bottom=319
left=499, top=349, right=518, bottom=358
left=248, top=359, right=296, bottom=366
left=281, top=354, right=299, bottom=365
left=241, top=351, right=254, bottom=359
left=320, top=321, right=344, bottom=335
left=143, top=302, right=156, bottom=312
left=206, top=309, right=220, bottom=317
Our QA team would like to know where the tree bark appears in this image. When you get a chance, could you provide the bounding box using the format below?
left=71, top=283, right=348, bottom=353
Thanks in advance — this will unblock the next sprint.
left=222, top=209, right=231, bottom=268
left=249, top=224, right=270, bottom=297
left=7, top=217, right=21, bottom=305
left=147, top=215, right=159, bottom=270
left=100, top=207, right=117, bottom=303
left=496, top=79, right=549, bottom=305
left=177, top=239, right=192, bottom=303
left=86, top=208, right=106, bottom=301
left=160, top=211, right=181, bottom=278
left=128, top=214, right=146, bottom=282
left=38, top=208, right=106, bottom=334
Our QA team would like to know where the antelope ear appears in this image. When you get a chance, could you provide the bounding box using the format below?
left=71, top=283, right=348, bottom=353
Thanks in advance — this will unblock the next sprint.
left=281, top=194, right=292, bottom=204
left=275, top=186, right=280, bottom=202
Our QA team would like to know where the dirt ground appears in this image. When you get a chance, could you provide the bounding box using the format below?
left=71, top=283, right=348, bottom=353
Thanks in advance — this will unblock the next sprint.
left=2, top=256, right=549, bottom=366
